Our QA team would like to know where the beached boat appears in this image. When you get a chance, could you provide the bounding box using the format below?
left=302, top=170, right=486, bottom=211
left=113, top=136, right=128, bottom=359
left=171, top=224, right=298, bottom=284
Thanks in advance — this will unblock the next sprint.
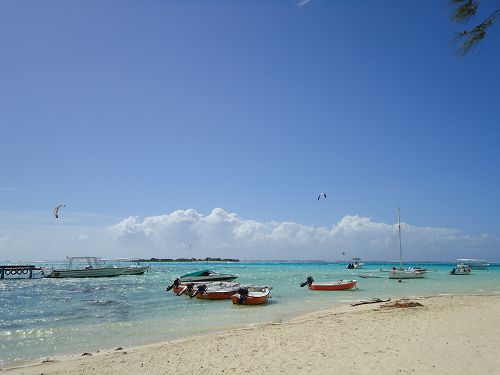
left=450, top=264, right=472, bottom=275
left=231, top=287, right=271, bottom=305
left=44, top=257, right=143, bottom=278
left=178, top=269, right=238, bottom=282
left=388, top=209, right=425, bottom=280
left=456, top=259, right=489, bottom=270
left=300, top=276, right=357, bottom=290
left=346, top=258, right=364, bottom=269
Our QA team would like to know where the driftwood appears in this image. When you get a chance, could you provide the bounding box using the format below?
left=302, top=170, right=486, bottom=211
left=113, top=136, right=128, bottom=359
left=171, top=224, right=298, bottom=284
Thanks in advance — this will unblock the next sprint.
left=351, top=298, right=391, bottom=307
left=381, top=300, right=423, bottom=308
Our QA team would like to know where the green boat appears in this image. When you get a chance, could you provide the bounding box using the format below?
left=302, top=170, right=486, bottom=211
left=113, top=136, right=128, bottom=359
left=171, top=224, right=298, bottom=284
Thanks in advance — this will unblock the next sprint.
left=178, top=269, right=238, bottom=282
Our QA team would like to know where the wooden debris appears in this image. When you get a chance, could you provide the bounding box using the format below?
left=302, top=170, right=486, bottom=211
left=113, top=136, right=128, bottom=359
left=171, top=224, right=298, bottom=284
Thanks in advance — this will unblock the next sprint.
left=351, top=298, right=391, bottom=307
left=381, top=300, right=423, bottom=308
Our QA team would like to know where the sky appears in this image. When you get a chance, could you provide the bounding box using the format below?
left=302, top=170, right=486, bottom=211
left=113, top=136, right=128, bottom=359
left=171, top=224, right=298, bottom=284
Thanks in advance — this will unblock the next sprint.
left=0, top=0, right=499, bottom=262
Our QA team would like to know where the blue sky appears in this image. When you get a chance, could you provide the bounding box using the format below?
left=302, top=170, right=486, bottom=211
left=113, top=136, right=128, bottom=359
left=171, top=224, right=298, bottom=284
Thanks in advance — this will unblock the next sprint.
left=1, top=1, right=499, bottom=261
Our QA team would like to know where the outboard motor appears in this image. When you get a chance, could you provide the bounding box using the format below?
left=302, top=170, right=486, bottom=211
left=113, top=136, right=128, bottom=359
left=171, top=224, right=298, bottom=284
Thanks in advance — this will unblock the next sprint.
left=166, top=278, right=181, bottom=292
left=236, top=288, right=249, bottom=304
left=177, top=282, right=195, bottom=296
left=190, top=284, right=207, bottom=298
left=300, top=276, right=314, bottom=287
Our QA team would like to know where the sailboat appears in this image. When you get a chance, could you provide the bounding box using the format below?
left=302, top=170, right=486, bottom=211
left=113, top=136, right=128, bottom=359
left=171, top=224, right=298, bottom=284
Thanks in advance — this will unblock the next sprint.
left=388, top=208, right=425, bottom=279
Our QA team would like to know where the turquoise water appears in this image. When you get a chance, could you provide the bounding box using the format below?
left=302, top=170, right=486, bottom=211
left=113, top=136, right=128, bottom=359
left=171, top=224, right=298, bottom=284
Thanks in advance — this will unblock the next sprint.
left=1, top=261, right=499, bottom=367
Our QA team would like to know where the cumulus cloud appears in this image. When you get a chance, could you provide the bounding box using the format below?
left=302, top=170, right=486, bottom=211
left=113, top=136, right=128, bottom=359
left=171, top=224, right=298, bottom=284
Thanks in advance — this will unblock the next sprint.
left=0, top=208, right=498, bottom=262
left=109, top=208, right=499, bottom=262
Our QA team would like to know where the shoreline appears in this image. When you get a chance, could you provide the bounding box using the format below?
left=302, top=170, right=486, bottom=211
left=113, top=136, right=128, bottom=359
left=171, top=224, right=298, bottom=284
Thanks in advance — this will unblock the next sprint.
left=4, top=293, right=500, bottom=374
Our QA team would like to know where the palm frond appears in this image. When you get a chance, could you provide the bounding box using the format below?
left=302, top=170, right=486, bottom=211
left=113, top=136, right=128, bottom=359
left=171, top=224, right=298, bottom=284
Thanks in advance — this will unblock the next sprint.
left=451, top=0, right=479, bottom=23
left=455, top=13, right=497, bottom=57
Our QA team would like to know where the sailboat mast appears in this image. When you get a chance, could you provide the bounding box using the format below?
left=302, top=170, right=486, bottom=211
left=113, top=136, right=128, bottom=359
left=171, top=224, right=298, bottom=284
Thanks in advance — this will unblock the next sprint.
left=398, top=207, right=403, bottom=270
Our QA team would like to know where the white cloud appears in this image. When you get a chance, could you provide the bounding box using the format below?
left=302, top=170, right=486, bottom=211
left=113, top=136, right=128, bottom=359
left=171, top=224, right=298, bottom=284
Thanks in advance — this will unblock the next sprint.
left=109, top=208, right=499, bottom=262
left=0, top=208, right=498, bottom=262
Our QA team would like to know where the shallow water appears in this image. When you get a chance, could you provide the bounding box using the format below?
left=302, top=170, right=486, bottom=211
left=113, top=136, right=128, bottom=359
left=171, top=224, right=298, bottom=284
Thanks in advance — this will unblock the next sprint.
left=1, top=261, right=499, bottom=367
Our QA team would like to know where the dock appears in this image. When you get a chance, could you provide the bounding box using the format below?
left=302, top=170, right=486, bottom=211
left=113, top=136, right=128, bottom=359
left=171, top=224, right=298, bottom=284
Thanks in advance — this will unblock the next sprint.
left=0, top=265, right=43, bottom=279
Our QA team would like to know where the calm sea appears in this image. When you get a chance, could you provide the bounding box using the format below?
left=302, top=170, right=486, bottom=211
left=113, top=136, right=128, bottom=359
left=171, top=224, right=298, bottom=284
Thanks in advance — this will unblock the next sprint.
left=1, top=261, right=499, bottom=367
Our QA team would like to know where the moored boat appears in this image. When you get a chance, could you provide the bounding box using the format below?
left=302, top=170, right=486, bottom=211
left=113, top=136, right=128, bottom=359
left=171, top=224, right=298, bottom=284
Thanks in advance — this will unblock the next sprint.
left=45, top=257, right=125, bottom=278
left=115, top=258, right=150, bottom=275
left=388, top=208, right=425, bottom=280
left=456, top=259, right=489, bottom=270
left=231, top=287, right=271, bottom=305
left=347, top=258, right=364, bottom=269
left=122, top=266, right=150, bottom=275
left=388, top=268, right=425, bottom=279
left=193, top=283, right=272, bottom=300
left=300, top=276, right=357, bottom=291
left=178, top=269, right=238, bottom=282
left=166, top=279, right=240, bottom=296
left=450, top=264, right=472, bottom=275
left=192, top=284, right=239, bottom=300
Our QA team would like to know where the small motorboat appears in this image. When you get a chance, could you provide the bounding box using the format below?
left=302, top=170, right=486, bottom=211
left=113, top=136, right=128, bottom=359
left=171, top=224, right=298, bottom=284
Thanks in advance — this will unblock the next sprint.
left=192, top=283, right=239, bottom=300
left=178, top=269, right=238, bottom=282
left=166, top=279, right=238, bottom=296
left=346, top=258, right=364, bottom=269
left=231, top=287, right=271, bottom=305
left=192, top=284, right=272, bottom=300
left=450, top=264, right=472, bottom=275
left=300, top=276, right=357, bottom=291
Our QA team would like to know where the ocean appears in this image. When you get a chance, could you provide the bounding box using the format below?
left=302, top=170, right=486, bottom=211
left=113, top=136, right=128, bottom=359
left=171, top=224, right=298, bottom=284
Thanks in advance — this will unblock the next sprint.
left=1, top=261, right=499, bottom=367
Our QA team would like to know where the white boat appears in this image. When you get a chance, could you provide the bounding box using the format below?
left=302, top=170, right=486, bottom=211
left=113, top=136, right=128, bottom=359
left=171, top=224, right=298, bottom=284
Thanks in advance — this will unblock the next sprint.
left=115, top=258, right=150, bottom=275
left=456, top=259, right=489, bottom=270
left=358, top=273, right=385, bottom=279
left=45, top=257, right=147, bottom=278
left=450, top=263, right=472, bottom=275
left=388, top=208, right=425, bottom=280
left=347, top=258, right=364, bottom=269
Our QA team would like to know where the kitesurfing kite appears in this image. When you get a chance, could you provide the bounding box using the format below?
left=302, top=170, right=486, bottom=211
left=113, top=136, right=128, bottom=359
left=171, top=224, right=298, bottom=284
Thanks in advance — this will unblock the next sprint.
left=54, top=204, right=65, bottom=219
left=317, top=192, right=327, bottom=200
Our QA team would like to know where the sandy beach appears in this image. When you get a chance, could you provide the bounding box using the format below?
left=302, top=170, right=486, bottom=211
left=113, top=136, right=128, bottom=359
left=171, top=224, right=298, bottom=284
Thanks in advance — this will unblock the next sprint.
left=3, top=294, right=499, bottom=375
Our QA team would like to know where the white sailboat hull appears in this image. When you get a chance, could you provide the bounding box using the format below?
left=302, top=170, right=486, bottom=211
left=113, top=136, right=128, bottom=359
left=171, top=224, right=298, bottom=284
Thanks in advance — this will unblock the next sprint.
left=388, top=270, right=425, bottom=279
left=45, top=267, right=126, bottom=278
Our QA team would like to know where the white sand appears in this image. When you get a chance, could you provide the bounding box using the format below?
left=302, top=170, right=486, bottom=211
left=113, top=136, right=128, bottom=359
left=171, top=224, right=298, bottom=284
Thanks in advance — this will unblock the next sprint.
left=4, top=294, right=500, bottom=375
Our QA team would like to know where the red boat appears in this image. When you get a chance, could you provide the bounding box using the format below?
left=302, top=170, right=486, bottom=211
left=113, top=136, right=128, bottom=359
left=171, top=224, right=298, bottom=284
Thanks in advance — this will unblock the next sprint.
left=196, top=288, right=238, bottom=300
left=231, top=287, right=271, bottom=305
left=300, top=276, right=357, bottom=291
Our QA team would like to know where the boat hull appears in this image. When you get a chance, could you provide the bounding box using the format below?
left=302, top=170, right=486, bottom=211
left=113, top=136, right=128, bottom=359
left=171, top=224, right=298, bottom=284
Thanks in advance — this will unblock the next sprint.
left=122, top=266, right=150, bottom=275
left=307, top=280, right=357, bottom=291
left=179, top=274, right=238, bottom=282
left=197, top=289, right=238, bottom=300
left=45, top=267, right=126, bottom=278
left=231, top=289, right=270, bottom=305
left=388, top=270, right=425, bottom=279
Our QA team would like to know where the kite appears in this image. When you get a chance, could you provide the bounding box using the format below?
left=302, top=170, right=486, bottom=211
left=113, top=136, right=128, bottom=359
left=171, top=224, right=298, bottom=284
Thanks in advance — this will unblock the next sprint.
left=54, top=204, right=65, bottom=219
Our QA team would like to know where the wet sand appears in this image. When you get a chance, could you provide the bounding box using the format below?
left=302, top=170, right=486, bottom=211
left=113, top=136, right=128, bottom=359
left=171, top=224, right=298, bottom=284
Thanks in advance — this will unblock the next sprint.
left=4, top=294, right=500, bottom=375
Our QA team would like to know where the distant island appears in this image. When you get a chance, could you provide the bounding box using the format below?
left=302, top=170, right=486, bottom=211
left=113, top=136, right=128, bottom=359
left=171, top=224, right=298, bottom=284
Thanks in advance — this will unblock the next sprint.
left=134, top=257, right=240, bottom=263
